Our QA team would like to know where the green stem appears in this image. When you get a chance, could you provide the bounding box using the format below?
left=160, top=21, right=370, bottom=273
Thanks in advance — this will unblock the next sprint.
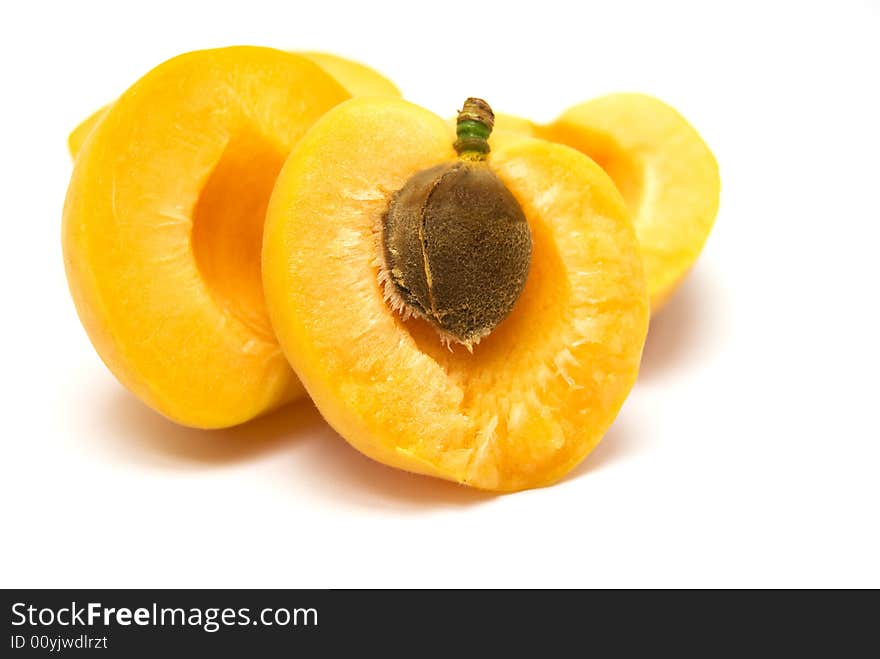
left=454, top=97, right=494, bottom=160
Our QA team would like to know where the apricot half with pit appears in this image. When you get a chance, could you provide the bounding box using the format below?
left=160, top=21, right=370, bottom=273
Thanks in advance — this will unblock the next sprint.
left=66, top=51, right=400, bottom=158
left=63, top=47, right=349, bottom=428
left=489, top=94, right=720, bottom=311
left=262, top=97, right=649, bottom=491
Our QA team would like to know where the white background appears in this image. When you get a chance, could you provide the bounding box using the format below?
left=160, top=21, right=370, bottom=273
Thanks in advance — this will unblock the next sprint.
left=1, top=0, right=878, bottom=588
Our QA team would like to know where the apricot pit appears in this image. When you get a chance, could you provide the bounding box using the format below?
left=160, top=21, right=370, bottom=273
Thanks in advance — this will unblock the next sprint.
left=381, top=99, right=531, bottom=348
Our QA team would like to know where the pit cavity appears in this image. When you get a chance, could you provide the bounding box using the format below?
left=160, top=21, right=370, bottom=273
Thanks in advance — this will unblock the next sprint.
left=192, top=129, right=286, bottom=339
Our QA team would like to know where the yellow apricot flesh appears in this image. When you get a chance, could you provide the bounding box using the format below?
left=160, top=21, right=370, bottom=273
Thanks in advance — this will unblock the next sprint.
left=63, top=47, right=349, bottom=428
left=263, top=98, right=649, bottom=491
left=67, top=52, right=399, bottom=159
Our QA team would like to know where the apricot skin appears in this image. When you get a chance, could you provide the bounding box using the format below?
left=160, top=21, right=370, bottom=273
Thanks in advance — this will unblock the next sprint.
left=67, top=52, right=399, bottom=158
left=492, top=95, right=720, bottom=311
left=263, top=98, right=649, bottom=492
left=63, top=47, right=349, bottom=428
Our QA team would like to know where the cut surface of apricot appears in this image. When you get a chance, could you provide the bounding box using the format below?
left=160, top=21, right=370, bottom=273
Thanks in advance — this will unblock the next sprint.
left=538, top=94, right=720, bottom=310
left=63, top=47, right=349, bottom=428
left=67, top=52, right=399, bottom=159
left=263, top=98, right=649, bottom=492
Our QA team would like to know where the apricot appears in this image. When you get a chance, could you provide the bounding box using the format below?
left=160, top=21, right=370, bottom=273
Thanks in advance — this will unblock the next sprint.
left=488, top=95, right=719, bottom=310
left=262, top=97, right=649, bottom=491
left=63, top=47, right=349, bottom=428
left=67, top=52, right=399, bottom=158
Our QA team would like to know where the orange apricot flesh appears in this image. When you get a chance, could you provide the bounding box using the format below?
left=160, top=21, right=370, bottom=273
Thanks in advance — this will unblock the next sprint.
left=67, top=52, right=399, bottom=158
left=63, top=47, right=349, bottom=428
left=263, top=98, right=649, bottom=491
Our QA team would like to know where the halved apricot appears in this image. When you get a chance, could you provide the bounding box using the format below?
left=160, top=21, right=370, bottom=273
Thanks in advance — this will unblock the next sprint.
left=63, top=47, right=349, bottom=428
left=541, top=94, right=719, bottom=310
left=262, top=98, right=649, bottom=491
left=67, top=52, right=399, bottom=158
left=491, top=95, right=720, bottom=311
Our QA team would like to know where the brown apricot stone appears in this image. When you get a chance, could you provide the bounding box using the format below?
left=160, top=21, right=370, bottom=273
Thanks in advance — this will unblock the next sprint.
left=381, top=160, right=531, bottom=348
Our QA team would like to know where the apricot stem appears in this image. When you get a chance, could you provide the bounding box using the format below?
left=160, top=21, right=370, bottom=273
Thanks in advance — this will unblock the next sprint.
left=454, top=97, right=494, bottom=160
